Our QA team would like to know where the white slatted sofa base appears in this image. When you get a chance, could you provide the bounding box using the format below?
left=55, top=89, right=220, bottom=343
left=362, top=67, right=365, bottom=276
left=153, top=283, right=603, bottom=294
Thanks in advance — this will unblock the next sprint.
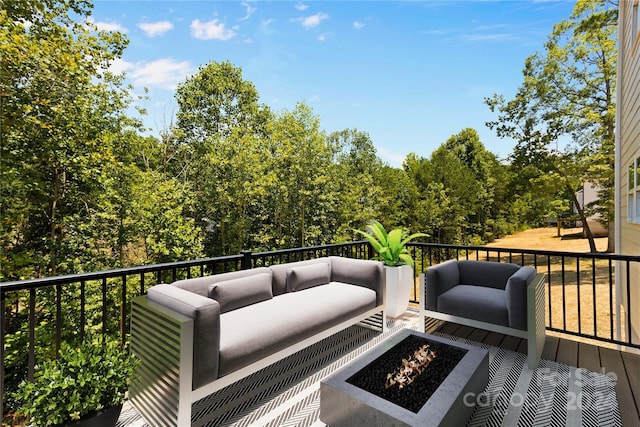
left=130, top=296, right=384, bottom=427
left=419, top=273, right=546, bottom=370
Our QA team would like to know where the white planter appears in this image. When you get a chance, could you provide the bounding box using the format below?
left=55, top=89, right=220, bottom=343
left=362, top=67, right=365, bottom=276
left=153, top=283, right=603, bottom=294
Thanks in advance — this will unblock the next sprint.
left=384, top=264, right=413, bottom=318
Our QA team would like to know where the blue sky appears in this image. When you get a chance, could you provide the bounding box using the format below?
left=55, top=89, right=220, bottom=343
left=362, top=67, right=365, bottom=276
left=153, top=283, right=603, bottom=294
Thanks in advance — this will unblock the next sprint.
left=92, top=0, right=576, bottom=167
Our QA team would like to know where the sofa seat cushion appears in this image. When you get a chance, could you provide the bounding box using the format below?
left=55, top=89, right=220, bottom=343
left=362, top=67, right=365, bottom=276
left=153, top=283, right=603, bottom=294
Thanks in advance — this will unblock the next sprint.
left=437, top=285, right=509, bottom=327
left=217, top=282, right=376, bottom=377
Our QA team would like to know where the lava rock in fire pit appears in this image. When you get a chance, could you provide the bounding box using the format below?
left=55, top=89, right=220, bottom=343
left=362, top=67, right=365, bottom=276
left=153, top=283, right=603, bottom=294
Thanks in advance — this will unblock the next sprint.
left=346, top=335, right=467, bottom=413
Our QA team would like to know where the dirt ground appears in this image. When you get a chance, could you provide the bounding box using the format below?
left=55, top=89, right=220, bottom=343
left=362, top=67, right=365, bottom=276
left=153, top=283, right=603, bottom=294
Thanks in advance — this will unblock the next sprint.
left=484, top=226, right=609, bottom=253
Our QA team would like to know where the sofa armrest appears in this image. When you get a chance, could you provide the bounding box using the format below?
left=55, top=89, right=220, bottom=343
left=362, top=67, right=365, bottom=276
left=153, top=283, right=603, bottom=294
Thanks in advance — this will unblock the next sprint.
left=147, top=284, right=221, bottom=388
left=425, top=259, right=460, bottom=310
left=504, top=266, right=537, bottom=330
left=329, top=256, right=385, bottom=306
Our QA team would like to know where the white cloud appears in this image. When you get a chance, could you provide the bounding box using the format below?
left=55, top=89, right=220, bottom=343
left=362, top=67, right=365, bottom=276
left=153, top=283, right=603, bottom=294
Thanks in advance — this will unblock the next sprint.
left=89, top=17, right=127, bottom=33
left=190, top=19, right=236, bottom=40
left=459, top=33, right=515, bottom=42
left=308, top=95, right=320, bottom=103
left=240, top=1, right=257, bottom=21
left=127, top=58, right=194, bottom=90
left=377, top=147, right=405, bottom=168
left=353, top=21, right=365, bottom=30
left=295, top=3, right=308, bottom=11
left=317, top=32, right=332, bottom=42
left=108, top=58, right=133, bottom=75
left=138, top=21, right=174, bottom=38
left=300, top=12, right=328, bottom=29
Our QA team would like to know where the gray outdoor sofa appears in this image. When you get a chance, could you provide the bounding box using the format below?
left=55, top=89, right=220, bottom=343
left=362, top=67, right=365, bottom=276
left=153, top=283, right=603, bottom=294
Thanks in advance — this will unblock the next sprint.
left=129, top=256, right=385, bottom=427
left=419, top=259, right=546, bottom=369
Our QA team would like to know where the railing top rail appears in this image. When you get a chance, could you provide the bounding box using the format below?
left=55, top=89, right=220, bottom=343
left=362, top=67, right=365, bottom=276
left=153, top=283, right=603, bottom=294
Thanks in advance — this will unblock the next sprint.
left=251, top=240, right=368, bottom=257
left=0, top=241, right=368, bottom=293
left=407, top=241, right=640, bottom=262
left=0, top=254, right=245, bottom=292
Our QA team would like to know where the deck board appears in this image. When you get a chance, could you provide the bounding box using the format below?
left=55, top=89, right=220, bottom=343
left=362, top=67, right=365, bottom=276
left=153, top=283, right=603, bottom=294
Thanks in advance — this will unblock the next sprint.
left=556, top=337, right=579, bottom=367
left=577, top=342, right=601, bottom=372
left=600, top=346, right=640, bottom=427
left=541, top=335, right=559, bottom=361
left=621, top=351, right=640, bottom=427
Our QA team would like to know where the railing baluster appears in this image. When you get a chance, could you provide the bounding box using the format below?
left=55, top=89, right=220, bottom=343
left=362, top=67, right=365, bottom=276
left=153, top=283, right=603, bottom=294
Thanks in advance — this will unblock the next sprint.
left=548, top=255, right=553, bottom=328
left=56, top=283, right=62, bottom=355
left=610, top=259, right=614, bottom=341
left=102, top=277, right=107, bottom=337
left=120, top=276, right=127, bottom=347
left=561, top=256, right=566, bottom=332
left=1, top=290, right=5, bottom=418
left=626, top=260, right=631, bottom=345
left=577, top=258, right=581, bottom=335
left=80, top=281, right=85, bottom=343
left=28, top=289, right=35, bottom=381
left=592, top=258, right=597, bottom=338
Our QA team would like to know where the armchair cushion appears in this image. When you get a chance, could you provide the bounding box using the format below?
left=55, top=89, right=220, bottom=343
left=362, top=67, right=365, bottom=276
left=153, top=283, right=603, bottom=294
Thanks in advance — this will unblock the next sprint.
left=437, top=285, right=509, bottom=327
left=425, top=260, right=538, bottom=331
left=458, top=260, right=521, bottom=290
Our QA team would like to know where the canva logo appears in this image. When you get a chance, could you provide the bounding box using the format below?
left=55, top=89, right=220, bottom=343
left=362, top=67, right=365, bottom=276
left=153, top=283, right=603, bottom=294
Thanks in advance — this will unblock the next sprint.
left=463, top=368, right=619, bottom=410
left=462, top=389, right=618, bottom=411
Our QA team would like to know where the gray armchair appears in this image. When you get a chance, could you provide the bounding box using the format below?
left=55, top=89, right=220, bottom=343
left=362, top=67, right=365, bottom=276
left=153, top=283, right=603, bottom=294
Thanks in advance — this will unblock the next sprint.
left=420, top=259, right=546, bottom=369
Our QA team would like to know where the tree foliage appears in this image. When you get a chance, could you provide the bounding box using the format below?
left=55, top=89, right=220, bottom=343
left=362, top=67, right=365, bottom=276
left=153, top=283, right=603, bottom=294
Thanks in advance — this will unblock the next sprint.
left=485, top=0, right=617, bottom=252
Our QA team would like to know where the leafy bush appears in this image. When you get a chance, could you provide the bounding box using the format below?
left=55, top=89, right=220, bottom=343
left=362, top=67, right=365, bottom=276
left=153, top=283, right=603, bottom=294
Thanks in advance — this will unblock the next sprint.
left=13, top=338, right=138, bottom=426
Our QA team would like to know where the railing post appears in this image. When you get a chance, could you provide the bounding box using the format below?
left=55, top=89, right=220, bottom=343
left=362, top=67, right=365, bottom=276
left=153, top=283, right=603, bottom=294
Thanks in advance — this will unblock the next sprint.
left=1, top=290, right=4, bottom=418
left=241, top=250, right=252, bottom=270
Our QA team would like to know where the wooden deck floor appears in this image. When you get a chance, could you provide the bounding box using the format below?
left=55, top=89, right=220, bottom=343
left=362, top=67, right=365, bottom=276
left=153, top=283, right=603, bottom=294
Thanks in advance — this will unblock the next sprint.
left=435, top=321, right=640, bottom=427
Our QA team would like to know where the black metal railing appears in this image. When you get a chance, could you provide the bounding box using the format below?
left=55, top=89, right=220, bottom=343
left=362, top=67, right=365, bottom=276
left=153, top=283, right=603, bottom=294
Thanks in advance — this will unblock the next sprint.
left=2, top=240, right=639, bottom=417
left=407, top=242, right=640, bottom=350
left=0, top=241, right=370, bottom=417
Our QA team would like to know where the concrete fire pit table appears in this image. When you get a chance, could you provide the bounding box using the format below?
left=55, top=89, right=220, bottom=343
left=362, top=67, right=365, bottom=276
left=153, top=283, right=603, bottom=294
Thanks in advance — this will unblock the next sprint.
left=320, top=329, right=489, bottom=427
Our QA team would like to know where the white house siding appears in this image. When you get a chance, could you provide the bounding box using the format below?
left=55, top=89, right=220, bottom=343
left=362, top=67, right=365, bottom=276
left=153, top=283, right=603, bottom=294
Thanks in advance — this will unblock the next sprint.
left=616, top=0, right=640, bottom=344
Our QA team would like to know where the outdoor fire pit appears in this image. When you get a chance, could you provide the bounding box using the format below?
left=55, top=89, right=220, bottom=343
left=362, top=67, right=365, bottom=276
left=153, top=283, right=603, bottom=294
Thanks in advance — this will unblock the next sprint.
left=320, top=329, right=489, bottom=426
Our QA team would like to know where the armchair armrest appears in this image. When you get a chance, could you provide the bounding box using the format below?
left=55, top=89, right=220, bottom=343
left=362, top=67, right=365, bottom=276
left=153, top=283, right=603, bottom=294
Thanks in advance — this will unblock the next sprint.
left=504, top=266, right=537, bottom=330
left=147, top=284, right=221, bottom=387
left=425, top=259, right=460, bottom=310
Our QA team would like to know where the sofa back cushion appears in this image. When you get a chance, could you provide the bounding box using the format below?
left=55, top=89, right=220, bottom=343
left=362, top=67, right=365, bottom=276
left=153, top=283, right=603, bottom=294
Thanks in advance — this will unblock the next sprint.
left=209, top=272, right=273, bottom=313
left=458, top=260, right=521, bottom=290
left=286, top=263, right=331, bottom=292
left=269, top=258, right=330, bottom=295
left=172, top=267, right=272, bottom=297
left=329, top=256, right=384, bottom=306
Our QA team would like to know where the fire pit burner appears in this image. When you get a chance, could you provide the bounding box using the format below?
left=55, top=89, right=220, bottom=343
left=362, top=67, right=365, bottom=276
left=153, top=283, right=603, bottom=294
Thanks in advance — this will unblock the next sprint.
left=320, top=329, right=489, bottom=427
left=346, top=335, right=466, bottom=413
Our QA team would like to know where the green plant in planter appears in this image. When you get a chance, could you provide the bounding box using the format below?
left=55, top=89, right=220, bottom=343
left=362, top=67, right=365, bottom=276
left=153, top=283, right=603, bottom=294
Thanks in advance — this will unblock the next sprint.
left=13, top=337, right=138, bottom=427
left=354, top=220, right=428, bottom=268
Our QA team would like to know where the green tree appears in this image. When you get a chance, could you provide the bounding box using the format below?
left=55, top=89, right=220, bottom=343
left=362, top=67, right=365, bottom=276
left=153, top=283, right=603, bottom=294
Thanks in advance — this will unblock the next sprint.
left=486, top=0, right=617, bottom=252
left=173, top=61, right=273, bottom=254
left=327, top=129, right=385, bottom=240
left=0, top=0, right=141, bottom=277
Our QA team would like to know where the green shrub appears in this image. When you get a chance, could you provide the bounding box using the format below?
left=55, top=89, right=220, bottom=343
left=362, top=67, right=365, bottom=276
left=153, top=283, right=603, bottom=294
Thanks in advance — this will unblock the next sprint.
left=13, top=338, right=138, bottom=427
